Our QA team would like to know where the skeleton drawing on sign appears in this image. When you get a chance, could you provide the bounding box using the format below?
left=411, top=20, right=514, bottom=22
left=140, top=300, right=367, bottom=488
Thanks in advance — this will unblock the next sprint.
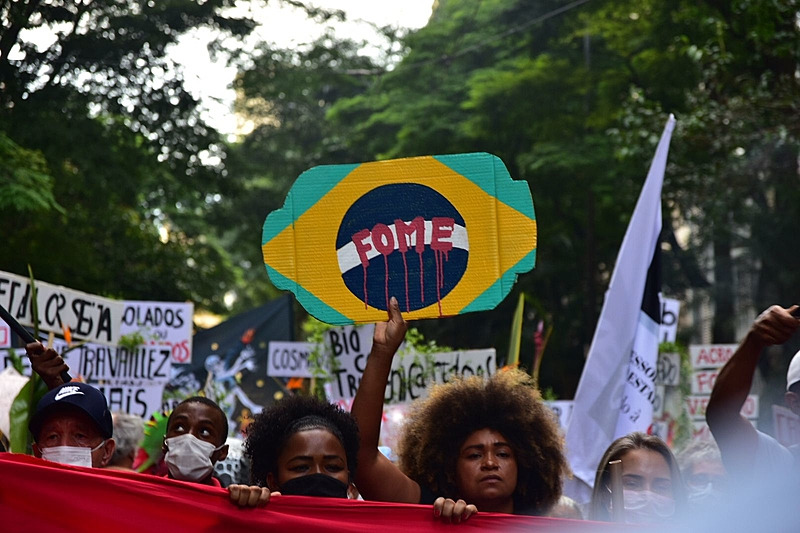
left=202, top=329, right=264, bottom=434
left=166, top=328, right=265, bottom=436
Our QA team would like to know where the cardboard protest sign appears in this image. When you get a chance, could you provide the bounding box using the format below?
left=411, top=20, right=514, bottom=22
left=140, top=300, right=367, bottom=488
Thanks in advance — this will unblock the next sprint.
left=689, top=344, right=738, bottom=369
left=0, top=270, right=124, bottom=346
left=772, top=404, right=800, bottom=447
left=262, top=153, right=537, bottom=325
left=659, top=298, right=680, bottom=342
left=0, top=318, right=9, bottom=348
left=267, top=341, right=315, bottom=378
left=121, top=301, right=193, bottom=364
left=319, top=323, right=497, bottom=405
left=686, top=394, right=758, bottom=420
left=544, top=400, right=574, bottom=430
left=1, top=341, right=170, bottom=419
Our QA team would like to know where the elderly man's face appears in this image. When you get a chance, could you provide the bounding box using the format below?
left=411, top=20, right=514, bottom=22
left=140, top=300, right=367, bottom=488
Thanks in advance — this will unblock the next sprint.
left=33, top=405, right=114, bottom=468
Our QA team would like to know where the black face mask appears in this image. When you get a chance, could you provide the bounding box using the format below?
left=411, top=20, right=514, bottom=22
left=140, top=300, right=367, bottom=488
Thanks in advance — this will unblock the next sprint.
left=279, top=473, right=349, bottom=498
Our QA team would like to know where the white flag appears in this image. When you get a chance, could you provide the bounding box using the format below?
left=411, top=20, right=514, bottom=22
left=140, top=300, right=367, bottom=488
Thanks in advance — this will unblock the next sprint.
left=563, top=115, right=676, bottom=503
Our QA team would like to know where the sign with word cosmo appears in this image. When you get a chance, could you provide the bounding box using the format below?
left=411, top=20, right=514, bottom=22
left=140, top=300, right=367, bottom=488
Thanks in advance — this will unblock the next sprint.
left=267, top=341, right=315, bottom=378
left=262, top=153, right=537, bottom=324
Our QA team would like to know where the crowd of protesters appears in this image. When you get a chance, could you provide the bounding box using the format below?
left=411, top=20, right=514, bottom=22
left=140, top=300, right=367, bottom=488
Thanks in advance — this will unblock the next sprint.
left=9, top=303, right=800, bottom=527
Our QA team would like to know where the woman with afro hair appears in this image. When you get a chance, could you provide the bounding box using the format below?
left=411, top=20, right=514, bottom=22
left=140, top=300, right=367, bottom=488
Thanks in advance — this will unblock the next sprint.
left=351, top=297, right=569, bottom=517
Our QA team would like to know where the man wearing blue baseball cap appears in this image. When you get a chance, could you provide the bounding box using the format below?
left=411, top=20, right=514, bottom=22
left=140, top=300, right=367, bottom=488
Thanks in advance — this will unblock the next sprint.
left=29, top=382, right=116, bottom=468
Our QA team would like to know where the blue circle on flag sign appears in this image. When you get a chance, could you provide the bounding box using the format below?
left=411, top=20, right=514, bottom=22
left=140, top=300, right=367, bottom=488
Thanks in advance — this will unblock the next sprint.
left=336, top=183, right=469, bottom=313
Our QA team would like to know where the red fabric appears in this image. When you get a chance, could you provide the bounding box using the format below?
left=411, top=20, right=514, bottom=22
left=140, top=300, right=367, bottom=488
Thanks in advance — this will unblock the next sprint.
left=0, top=453, right=616, bottom=532
left=159, top=472, right=222, bottom=487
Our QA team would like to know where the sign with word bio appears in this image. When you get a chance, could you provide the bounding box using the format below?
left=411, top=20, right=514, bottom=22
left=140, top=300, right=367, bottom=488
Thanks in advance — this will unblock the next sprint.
left=262, top=153, right=537, bottom=324
left=319, top=324, right=496, bottom=404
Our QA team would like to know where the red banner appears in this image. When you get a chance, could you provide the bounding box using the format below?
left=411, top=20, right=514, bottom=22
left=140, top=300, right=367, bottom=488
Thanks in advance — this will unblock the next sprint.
left=0, top=453, right=614, bottom=532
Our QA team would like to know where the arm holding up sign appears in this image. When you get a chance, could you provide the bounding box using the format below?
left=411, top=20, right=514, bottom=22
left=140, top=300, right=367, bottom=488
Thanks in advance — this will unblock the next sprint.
left=706, top=305, right=800, bottom=475
left=351, top=297, right=417, bottom=501
left=25, top=342, right=70, bottom=390
left=352, top=302, right=477, bottom=523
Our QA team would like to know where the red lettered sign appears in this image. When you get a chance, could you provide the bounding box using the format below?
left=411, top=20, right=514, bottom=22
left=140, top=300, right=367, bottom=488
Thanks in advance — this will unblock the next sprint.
left=689, top=344, right=738, bottom=369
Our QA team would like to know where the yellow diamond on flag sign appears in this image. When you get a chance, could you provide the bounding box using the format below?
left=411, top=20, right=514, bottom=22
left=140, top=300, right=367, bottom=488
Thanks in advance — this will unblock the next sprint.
left=262, top=153, right=537, bottom=325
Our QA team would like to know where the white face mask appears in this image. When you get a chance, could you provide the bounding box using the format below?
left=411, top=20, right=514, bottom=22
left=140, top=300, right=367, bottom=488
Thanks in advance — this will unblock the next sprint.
left=164, top=433, right=223, bottom=482
left=622, top=489, right=676, bottom=524
left=40, top=440, right=106, bottom=468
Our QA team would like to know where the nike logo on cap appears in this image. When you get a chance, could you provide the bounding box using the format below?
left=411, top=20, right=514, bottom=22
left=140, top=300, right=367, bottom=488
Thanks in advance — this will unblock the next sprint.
left=54, top=386, right=84, bottom=401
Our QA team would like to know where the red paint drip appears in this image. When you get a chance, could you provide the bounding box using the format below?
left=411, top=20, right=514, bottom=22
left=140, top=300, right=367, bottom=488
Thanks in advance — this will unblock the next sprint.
left=435, top=250, right=442, bottom=316
left=418, top=250, right=424, bottom=304
left=401, top=251, right=410, bottom=312
left=435, top=249, right=451, bottom=316
left=362, top=264, right=369, bottom=310
left=383, top=254, right=389, bottom=311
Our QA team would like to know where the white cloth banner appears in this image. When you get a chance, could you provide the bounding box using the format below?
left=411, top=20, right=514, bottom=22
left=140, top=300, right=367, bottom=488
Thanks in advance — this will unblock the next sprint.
left=564, top=115, right=675, bottom=504
left=0, top=270, right=124, bottom=346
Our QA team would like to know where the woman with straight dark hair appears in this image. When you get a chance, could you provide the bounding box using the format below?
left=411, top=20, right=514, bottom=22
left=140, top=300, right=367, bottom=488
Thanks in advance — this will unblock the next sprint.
left=590, top=431, right=687, bottom=524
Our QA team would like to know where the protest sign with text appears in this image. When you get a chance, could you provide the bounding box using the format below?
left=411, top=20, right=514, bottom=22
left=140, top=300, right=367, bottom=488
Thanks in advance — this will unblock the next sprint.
left=0, top=270, right=124, bottom=346
left=1, top=337, right=171, bottom=418
left=689, top=344, right=738, bottom=369
left=267, top=341, right=315, bottom=378
left=121, top=300, right=193, bottom=364
left=321, top=323, right=496, bottom=404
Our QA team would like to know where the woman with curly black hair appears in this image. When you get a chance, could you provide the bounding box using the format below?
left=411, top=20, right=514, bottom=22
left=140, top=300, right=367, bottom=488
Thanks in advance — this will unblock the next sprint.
left=237, top=389, right=475, bottom=523
left=243, top=394, right=359, bottom=498
left=351, top=297, right=569, bottom=517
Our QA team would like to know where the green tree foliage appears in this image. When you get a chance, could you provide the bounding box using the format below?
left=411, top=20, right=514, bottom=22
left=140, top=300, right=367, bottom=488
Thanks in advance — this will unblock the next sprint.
left=0, top=131, right=62, bottom=213
left=231, top=0, right=798, bottom=396
left=0, top=0, right=257, bottom=310
left=215, top=32, right=386, bottom=312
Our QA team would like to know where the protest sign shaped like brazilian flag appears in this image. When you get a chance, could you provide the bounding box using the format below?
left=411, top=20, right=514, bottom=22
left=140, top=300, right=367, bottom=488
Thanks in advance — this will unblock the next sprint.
left=262, top=153, right=537, bottom=324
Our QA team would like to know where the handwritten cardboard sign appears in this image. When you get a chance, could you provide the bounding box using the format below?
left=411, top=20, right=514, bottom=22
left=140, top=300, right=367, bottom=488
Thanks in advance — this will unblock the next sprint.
left=1, top=339, right=170, bottom=419
left=262, top=153, right=537, bottom=325
left=267, top=341, right=315, bottom=378
left=690, top=369, right=720, bottom=395
left=0, top=271, right=193, bottom=363
left=0, top=319, right=9, bottom=348
left=659, top=298, right=680, bottom=343
left=689, top=344, right=738, bottom=369
left=772, top=404, right=800, bottom=447
left=121, top=301, right=194, bottom=364
left=686, top=394, right=759, bottom=420
left=318, top=324, right=496, bottom=404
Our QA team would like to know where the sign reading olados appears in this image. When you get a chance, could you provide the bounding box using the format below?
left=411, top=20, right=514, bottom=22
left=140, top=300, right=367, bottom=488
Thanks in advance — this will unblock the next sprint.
left=262, top=153, right=537, bottom=324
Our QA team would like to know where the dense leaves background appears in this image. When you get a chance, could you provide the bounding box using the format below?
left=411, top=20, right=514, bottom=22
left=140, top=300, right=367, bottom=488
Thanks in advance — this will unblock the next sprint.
left=2, top=0, right=798, bottom=399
